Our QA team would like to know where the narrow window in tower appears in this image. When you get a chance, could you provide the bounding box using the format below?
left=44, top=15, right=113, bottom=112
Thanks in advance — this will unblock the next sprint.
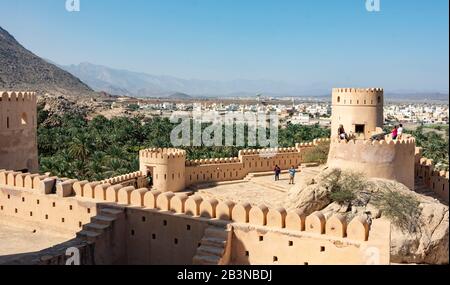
left=21, top=113, right=28, bottom=125
left=337, top=96, right=341, bottom=103
left=6, top=117, right=9, bottom=128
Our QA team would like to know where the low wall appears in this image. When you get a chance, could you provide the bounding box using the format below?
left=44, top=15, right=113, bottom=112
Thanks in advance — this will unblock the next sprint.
left=99, top=171, right=147, bottom=188
left=0, top=180, right=98, bottom=233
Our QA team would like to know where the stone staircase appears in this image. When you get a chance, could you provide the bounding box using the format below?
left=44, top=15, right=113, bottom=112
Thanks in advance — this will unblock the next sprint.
left=76, top=208, right=125, bottom=242
left=192, top=225, right=231, bottom=265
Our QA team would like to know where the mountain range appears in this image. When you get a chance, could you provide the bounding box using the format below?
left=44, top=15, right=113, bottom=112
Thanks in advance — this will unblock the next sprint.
left=0, top=26, right=93, bottom=96
left=58, top=62, right=450, bottom=101
left=0, top=26, right=448, bottom=101
left=58, top=62, right=317, bottom=97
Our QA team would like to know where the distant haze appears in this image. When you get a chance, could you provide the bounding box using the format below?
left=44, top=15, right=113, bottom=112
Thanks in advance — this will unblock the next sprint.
left=58, top=62, right=449, bottom=101
left=0, top=1, right=447, bottom=96
left=58, top=62, right=324, bottom=97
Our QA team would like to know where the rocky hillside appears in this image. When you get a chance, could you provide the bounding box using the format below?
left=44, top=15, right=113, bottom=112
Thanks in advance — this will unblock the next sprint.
left=287, top=168, right=449, bottom=265
left=0, top=26, right=93, bottom=96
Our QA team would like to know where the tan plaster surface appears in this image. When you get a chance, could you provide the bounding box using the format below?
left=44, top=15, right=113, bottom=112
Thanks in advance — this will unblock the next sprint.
left=0, top=219, right=72, bottom=263
left=197, top=168, right=321, bottom=208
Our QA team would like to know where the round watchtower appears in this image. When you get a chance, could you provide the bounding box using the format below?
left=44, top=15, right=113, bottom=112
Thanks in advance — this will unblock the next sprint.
left=139, top=148, right=186, bottom=192
left=331, top=88, right=384, bottom=140
left=0, top=91, right=39, bottom=173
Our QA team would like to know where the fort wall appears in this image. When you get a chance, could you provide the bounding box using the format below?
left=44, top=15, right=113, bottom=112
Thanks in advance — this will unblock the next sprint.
left=0, top=169, right=390, bottom=265
left=327, top=137, right=416, bottom=189
left=139, top=140, right=327, bottom=192
left=0, top=91, right=38, bottom=172
left=415, top=148, right=449, bottom=203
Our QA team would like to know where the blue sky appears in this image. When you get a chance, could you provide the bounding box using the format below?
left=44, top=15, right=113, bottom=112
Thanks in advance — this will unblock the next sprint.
left=0, top=0, right=448, bottom=92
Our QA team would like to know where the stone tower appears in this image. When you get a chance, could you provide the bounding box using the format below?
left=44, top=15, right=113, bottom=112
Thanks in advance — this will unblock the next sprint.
left=139, top=148, right=186, bottom=192
left=331, top=88, right=384, bottom=140
left=328, top=87, right=416, bottom=190
left=0, top=91, right=39, bottom=173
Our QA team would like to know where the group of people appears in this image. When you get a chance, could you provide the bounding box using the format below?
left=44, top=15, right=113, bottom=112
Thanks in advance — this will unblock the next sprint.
left=274, top=165, right=297, bottom=185
left=337, top=124, right=404, bottom=141
left=391, top=124, right=404, bottom=140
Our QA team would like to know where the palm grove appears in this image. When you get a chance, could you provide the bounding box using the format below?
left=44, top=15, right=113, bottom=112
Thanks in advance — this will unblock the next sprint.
left=37, top=105, right=448, bottom=181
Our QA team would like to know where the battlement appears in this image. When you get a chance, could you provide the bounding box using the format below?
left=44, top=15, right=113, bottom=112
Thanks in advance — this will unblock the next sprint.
left=0, top=91, right=37, bottom=102
left=0, top=169, right=374, bottom=242
left=331, top=137, right=416, bottom=146
left=332, top=88, right=384, bottom=94
left=140, top=148, right=186, bottom=160
left=415, top=153, right=449, bottom=203
left=186, top=157, right=241, bottom=167
left=328, top=136, right=416, bottom=189
left=239, top=147, right=299, bottom=156
left=0, top=161, right=391, bottom=265
left=100, top=171, right=143, bottom=185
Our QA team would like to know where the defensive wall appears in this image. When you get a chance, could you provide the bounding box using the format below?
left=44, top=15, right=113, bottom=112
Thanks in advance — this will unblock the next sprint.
left=0, top=169, right=390, bottom=265
left=327, top=136, right=417, bottom=190
left=139, top=139, right=329, bottom=192
left=415, top=148, right=449, bottom=203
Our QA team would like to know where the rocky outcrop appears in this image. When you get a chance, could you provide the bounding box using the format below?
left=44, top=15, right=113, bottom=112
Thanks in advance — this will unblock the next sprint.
left=287, top=168, right=449, bottom=264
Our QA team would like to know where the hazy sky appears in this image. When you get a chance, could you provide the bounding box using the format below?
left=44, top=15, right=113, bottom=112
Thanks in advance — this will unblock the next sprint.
left=0, top=0, right=448, bottom=92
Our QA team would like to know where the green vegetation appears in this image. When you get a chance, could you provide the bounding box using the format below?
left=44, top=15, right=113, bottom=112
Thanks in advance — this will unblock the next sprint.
left=37, top=106, right=330, bottom=181
left=324, top=169, right=368, bottom=205
left=384, top=124, right=449, bottom=170
left=126, top=104, right=140, bottom=111
left=302, top=141, right=330, bottom=164
left=410, top=125, right=449, bottom=170
left=279, top=123, right=330, bottom=147
left=372, top=190, right=421, bottom=232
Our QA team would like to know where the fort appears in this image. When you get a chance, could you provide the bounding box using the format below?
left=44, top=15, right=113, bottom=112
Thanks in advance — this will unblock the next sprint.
left=0, top=88, right=447, bottom=265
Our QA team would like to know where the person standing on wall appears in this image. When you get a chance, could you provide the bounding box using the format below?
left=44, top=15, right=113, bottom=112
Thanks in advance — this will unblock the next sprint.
left=288, top=166, right=296, bottom=185
left=274, top=165, right=281, bottom=181
left=391, top=125, right=398, bottom=140
left=397, top=124, right=404, bottom=140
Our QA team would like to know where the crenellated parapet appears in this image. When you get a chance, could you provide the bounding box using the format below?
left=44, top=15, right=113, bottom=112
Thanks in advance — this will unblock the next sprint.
left=0, top=167, right=390, bottom=265
left=59, top=178, right=375, bottom=243
left=331, top=137, right=416, bottom=146
left=0, top=91, right=37, bottom=102
left=0, top=169, right=98, bottom=234
left=415, top=149, right=449, bottom=203
left=327, top=136, right=416, bottom=189
left=139, top=148, right=186, bottom=161
left=99, top=171, right=146, bottom=188
left=332, top=88, right=384, bottom=93
left=186, top=157, right=241, bottom=167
